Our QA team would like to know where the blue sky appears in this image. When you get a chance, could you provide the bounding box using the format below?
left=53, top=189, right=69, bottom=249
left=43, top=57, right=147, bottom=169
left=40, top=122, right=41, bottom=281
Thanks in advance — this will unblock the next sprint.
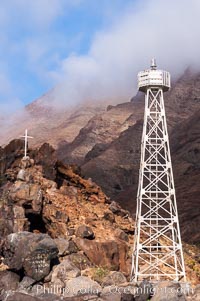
left=0, top=0, right=199, bottom=114
left=0, top=0, right=134, bottom=112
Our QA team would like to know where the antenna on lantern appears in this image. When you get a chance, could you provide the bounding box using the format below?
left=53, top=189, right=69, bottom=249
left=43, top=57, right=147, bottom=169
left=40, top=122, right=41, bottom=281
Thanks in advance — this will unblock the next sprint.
left=150, top=57, right=157, bottom=70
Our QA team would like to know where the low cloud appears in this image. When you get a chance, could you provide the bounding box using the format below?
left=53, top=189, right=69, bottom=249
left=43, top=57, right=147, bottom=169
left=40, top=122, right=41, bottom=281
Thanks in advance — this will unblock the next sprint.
left=48, top=0, right=200, bottom=108
left=0, top=0, right=200, bottom=115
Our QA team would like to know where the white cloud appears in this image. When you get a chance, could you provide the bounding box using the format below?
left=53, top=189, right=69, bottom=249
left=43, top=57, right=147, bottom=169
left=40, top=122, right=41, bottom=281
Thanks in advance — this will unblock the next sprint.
left=0, top=0, right=200, bottom=116
left=48, top=0, right=200, bottom=108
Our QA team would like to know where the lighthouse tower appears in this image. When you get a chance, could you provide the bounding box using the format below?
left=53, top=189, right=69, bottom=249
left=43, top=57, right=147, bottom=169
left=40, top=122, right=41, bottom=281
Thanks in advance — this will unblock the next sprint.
left=131, top=59, right=186, bottom=282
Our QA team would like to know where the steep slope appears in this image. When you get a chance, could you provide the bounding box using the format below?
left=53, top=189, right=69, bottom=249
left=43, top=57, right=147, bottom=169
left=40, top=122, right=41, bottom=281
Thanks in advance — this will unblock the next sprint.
left=58, top=100, right=144, bottom=164
left=57, top=69, right=200, bottom=166
left=170, top=109, right=200, bottom=243
left=0, top=92, right=111, bottom=148
left=0, top=140, right=199, bottom=298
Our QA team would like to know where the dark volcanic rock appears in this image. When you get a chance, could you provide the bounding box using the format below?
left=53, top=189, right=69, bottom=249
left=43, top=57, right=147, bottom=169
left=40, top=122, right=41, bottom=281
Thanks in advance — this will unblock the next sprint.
left=151, top=281, right=186, bottom=301
left=74, top=238, right=129, bottom=273
left=18, top=276, right=36, bottom=293
left=34, top=143, right=57, bottom=181
left=67, top=253, right=93, bottom=270
left=0, top=270, right=20, bottom=296
left=76, top=225, right=95, bottom=240
left=5, top=292, right=41, bottom=301
left=64, top=276, right=102, bottom=297
left=2, top=232, right=58, bottom=281
left=9, top=182, right=42, bottom=214
left=51, top=257, right=81, bottom=284
left=102, top=271, right=127, bottom=287
left=54, top=238, right=78, bottom=256
left=114, top=229, right=129, bottom=242
left=0, top=139, right=24, bottom=176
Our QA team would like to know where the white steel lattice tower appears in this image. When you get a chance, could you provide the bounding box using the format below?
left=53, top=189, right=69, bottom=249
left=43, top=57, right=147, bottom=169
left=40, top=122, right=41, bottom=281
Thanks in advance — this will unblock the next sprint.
left=131, top=59, right=186, bottom=282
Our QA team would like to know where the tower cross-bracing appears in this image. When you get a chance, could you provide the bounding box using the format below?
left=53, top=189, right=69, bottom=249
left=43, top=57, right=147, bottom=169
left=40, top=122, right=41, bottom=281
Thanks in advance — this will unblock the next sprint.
left=131, top=59, right=186, bottom=282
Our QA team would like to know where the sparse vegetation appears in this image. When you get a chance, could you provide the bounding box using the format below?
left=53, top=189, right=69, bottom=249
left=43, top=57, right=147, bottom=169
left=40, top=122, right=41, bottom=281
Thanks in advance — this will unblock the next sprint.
left=91, top=266, right=109, bottom=282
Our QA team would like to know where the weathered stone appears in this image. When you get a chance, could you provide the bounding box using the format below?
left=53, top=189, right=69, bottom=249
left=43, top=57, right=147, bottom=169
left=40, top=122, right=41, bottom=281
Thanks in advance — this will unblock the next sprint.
left=109, top=202, right=129, bottom=217
left=20, top=157, right=34, bottom=169
left=2, top=232, right=58, bottom=281
left=0, top=139, right=24, bottom=176
left=121, top=293, right=135, bottom=301
left=17, top=169, right=26, bottom=181
left=64, top=276, right=102, bottom=297
left=100, top=287, right=121, bottom=301
left=51, top=258, right=81, bottom=283
left=31, top=283, right=64, bottom=298
left=75, top=238, right=128, bottom=272
left=151, top=281, right=186, bottom=301
left=76, top=225, right=95, bottom=240
left=4, top=292, right=41, bottom=301
left=191, top=284, right=200, bottom=301
left=102, top=271, right=127, bottom=287
left=67, top=253, right=93, bottom=270
left=54, top=238, right=78, bottom=256
left=103, top=211, right=115, bottom=223
left=114, top=229, right=129, bottom=242
left=34, top=143, right=57, bottom=181
left=67, top=228, right=75, bottom=236
left=0, top=270, right=20, bottom=296
left=9, top=182, right=42, bottom=214
left=17, top=276, right=36, bottom=293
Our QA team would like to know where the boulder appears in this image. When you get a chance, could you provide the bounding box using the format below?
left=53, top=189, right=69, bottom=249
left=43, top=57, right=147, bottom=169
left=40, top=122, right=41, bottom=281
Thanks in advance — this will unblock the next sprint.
left=54, top=238, right=78, bottom=256
left=17, top=276, right=36, bottom=294
left=0, top=139, right=24, bottom=176
left=42, top=196, right=70, bottom=239
left=114, top=229, right=129, bottom=242
left=151, top=281, right=186, bottom=301
left=0, top=203, right=16, bottom=240
left=75, top=238, right=129, bottom=272
left=191, top=284, right=200, bottom=301
left=101, top=285, right=127, bottom=301
left=67, top=253, right=93, bottom=270
left=64, top=276, right=102, bottom=297
left=0, top=203, right=29, bottom=241
left=34, top=143, right=57, bottom=181
left=51, top=258, right=81, bottom=284
left=76, top=225, right=95, bottom=240
left=2, top=232, right=58, bottom=281
left=9, top=182, right=42, bottom=214
left=109, top=202, right=129, bottom=217
left=4, top=292, right=41, bottom=301
left=102, top=271, right=127, bottom=287
left=121, top=293, right=135, bottom=301
left=103, top=210, right=115, bottom=223
left=17, top=169, right=26, bottom=181
left=0, top=270, right=20, bottom=296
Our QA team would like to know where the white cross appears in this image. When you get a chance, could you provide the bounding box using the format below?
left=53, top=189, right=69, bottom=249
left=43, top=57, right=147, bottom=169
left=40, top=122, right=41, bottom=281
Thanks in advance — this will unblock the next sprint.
left=20, top=129, right=33, bottom=158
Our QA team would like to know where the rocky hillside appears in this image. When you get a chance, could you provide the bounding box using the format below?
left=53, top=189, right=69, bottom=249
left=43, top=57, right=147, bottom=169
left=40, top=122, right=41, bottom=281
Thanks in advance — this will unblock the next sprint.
left=0, top=91, right=125, bottom=149
left=0, top=140, right=199, bottom=301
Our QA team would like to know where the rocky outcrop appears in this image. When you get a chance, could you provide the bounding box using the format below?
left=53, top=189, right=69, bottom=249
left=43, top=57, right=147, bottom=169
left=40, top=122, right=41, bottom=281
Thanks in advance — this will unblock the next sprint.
left=75, top=225, right=95, bottom=239
left=2, top=232, right=58, bottom=281
left=0, top=139, right=24, bottom=176
left=64, top=276, right=102, bottom=297
left=151, top=281, right=187, bottom=301
left=74, top=238, right=129, bottom=274
left=0, top=130, right=199, bottom=299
